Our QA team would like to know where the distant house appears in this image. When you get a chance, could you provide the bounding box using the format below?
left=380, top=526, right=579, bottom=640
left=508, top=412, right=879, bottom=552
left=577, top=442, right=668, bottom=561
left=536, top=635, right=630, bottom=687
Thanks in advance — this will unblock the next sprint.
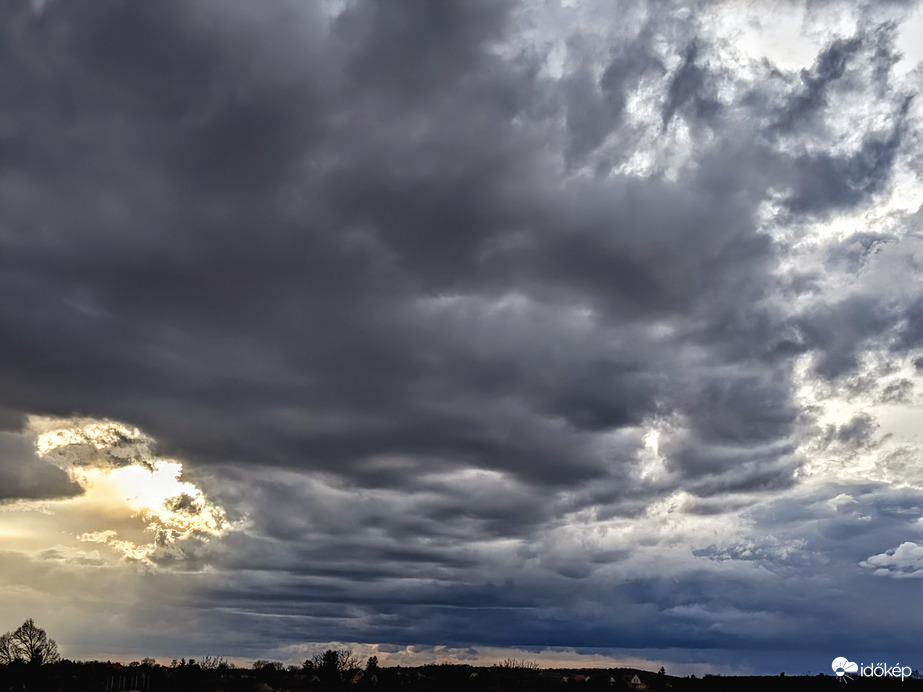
left=628, top=673, right=646, bottom=689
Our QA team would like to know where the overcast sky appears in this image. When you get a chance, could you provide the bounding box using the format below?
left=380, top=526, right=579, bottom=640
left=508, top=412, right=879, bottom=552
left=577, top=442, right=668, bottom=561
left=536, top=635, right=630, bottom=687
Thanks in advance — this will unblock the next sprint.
left=2, top=0, right=923, bottom=676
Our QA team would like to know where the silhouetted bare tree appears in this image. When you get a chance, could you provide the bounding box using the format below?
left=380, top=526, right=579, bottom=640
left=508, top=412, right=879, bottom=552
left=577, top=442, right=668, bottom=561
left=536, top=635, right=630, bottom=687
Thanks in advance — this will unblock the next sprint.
left=0, top=633, right=18, bottom=665
left=0, top=619, right=60, bottom=665
left=200, top=654, right=228, bottom=670
left=310, top=649, right=359, bottom=681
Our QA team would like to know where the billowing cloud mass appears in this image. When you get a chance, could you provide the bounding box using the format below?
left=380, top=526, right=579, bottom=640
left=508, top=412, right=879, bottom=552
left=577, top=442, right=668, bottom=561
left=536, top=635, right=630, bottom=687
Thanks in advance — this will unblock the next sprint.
left=1, top=0, right=923, bottom=674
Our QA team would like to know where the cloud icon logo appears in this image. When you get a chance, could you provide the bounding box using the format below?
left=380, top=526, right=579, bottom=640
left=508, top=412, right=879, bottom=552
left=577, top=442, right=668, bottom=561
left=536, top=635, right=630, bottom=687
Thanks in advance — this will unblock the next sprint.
left=832, top=657, right=859, bottom=677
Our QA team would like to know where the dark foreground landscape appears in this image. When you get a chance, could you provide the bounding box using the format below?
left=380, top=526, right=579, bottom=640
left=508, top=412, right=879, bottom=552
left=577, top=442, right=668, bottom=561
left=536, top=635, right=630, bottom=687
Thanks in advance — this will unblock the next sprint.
left=1, top=660, right=920, bottom=692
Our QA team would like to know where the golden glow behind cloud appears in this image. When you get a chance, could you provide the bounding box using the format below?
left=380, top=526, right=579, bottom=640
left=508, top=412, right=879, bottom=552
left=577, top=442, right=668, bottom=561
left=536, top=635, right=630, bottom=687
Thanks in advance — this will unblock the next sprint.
left=28, top=417, right=229, bottom=564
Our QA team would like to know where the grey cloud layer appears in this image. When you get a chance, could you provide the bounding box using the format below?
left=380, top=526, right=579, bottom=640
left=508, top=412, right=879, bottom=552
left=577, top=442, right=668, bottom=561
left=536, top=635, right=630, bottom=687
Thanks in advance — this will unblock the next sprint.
left=0, top=432, right=79, bottom=500
left=1, top=0, right=922, bottom=672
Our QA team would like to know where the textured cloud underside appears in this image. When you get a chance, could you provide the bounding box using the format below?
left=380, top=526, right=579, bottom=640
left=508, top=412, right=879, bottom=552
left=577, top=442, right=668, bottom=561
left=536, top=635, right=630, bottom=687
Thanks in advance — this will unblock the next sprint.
left=0, top=0, right=922, bottom=672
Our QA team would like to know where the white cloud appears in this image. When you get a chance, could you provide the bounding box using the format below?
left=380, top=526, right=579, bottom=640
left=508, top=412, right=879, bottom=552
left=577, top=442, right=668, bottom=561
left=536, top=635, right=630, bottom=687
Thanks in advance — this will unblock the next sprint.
left=861, top=541, right=923, bottom=578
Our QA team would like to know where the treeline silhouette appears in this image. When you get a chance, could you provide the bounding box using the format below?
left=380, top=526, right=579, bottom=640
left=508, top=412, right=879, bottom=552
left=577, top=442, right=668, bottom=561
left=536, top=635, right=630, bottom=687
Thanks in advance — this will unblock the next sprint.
left=2, top=621, right=922, bottom=691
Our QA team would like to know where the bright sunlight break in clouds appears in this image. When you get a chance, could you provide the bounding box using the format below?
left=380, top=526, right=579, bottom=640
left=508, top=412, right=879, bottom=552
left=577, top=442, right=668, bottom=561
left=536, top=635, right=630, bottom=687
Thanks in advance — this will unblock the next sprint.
left=1, top=0, right=923, bottom=675
left=33, top=417, right=228, bottom=562
left=1, top=417, right=228, bottom=566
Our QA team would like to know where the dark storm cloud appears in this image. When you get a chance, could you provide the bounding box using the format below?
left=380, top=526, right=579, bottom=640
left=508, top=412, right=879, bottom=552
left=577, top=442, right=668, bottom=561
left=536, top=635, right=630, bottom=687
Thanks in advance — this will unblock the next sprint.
left=661, top=41, right=720, bottom=129
left=791, top=225, right=923, bottom=382
left=897, top=295, right=923, bottom=348
left=0, top=431, right=80, bottom=501
left=1, top=0, right=922, bottom=670
left=0, top=0, right=783, bottom=491
left=772, top=35, right=864, bottom=134
left=787, top=115, right=909, bottom=213
left=189, top=480, right=923, bottom=658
